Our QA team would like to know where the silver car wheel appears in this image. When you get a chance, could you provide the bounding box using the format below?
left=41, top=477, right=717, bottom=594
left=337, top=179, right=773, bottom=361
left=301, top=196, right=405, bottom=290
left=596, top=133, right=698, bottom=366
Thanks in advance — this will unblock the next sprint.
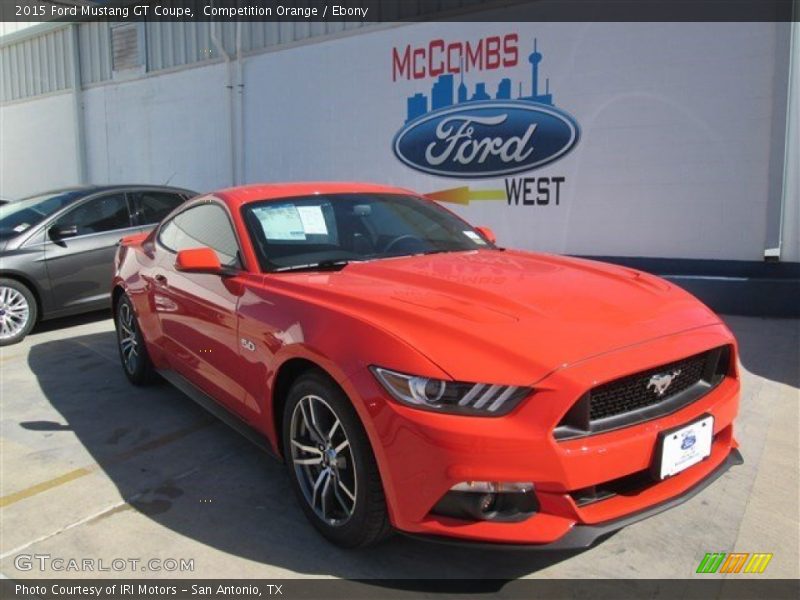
left=118, top=302, right=140, bottom=373
left=0, top=286, right=31, bottom=341
left=290, top=394, right=357, bottom=526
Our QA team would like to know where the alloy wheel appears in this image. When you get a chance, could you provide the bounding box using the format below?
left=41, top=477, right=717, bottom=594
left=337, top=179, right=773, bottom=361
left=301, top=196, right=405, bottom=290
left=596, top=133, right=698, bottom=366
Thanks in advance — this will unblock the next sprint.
left=0, top=286, right=31, bottom=341
left=290, top=394, right=357, bottom=526
left=117, top=302, right=140, bottom=374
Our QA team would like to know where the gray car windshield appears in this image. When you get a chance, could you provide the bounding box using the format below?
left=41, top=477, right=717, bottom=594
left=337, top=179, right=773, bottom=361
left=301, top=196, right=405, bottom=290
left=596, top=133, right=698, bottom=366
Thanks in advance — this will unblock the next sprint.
left=242, top=193, right=493, bottom=272
left=0, top=190, right=85, bottom=239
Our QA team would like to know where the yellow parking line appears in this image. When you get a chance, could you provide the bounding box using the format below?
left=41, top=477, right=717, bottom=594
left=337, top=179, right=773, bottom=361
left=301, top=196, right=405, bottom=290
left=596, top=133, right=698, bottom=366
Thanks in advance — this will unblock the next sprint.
left=0, top=467, right=94, bottom=508
left=0, top=418, right=216, bottom=508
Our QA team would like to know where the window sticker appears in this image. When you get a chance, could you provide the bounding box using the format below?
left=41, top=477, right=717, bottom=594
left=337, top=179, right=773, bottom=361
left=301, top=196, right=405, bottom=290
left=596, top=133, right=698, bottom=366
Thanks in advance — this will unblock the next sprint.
left=253, top=205, right=306, bottom=241
left=463, top=230, right=487, bottom=245
left=296, top=205, right=328, bottom=235
left=13, top=223, right=29, bottom=233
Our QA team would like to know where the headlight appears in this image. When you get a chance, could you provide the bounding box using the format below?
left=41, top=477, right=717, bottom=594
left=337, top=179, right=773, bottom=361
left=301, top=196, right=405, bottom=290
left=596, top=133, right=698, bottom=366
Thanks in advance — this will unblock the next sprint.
left=370, top=367, right=532, bottom=416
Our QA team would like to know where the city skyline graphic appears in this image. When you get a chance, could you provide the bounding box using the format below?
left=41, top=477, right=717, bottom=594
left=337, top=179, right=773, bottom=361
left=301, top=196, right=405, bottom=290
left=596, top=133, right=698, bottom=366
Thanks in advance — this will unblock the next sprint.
left=405, top=38, right=554, bottom=123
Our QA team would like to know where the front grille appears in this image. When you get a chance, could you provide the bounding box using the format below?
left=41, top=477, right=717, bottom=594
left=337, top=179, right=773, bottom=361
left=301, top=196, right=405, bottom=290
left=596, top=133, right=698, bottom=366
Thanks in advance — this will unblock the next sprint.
left=589, top=352, right=708, bottom=421
left=555, top=345, right=731, bottom=440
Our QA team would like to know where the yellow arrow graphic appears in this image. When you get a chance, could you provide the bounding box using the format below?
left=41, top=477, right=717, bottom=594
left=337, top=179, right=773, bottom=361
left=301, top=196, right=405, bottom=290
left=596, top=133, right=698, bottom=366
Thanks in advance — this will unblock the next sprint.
left=425, top=186, right=507, bottom=205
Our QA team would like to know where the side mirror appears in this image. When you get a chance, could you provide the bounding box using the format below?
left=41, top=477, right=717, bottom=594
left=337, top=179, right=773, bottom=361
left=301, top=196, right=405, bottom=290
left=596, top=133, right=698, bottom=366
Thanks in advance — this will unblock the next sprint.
left=474, top=226, right=496, bottom=245
left=175, top=248, right=222, bottom=274
left=49, top=224, right=79, bottom=239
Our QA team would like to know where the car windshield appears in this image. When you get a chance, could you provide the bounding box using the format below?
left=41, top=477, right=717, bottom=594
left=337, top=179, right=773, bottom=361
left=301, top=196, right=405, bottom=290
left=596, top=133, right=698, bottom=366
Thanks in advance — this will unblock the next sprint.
left=242, top=193, right=494, bottom=272
left=0, top=190, right=85, bottom=239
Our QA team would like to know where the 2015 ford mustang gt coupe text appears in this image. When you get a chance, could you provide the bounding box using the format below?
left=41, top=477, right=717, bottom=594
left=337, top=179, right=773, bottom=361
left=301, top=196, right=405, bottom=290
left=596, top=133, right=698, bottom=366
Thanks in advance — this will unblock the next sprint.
left=112, top=182, right=742, bottom=548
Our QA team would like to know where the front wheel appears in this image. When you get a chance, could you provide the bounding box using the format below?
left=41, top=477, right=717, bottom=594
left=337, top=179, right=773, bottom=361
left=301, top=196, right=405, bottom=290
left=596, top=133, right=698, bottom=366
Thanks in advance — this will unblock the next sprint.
left=282, top=370, right=391, bottom=548
left=115, top=293, right=156, bottom=385
left=0, top=279, right=37, bottom=346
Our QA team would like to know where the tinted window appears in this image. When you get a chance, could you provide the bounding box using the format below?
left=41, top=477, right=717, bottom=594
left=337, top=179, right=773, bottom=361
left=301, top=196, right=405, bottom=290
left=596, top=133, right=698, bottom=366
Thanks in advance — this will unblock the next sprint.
left=131, top=191, right=185, bottom=225
left=0, top=190, right=85, bottom=240
left=242, top=193, right=491, bottom=271
left=54, top=194, right=131, bottom=235
left=159, top=203, right=239, bottom=267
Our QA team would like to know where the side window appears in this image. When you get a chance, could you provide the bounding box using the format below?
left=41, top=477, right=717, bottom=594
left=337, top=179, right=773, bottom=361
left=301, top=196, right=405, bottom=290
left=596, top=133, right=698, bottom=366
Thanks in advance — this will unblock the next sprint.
left=54, top=194, right=131, bottom=235
left=158, top=203, right=240, bottom=267
left=131, top=191, right=185, bottom=226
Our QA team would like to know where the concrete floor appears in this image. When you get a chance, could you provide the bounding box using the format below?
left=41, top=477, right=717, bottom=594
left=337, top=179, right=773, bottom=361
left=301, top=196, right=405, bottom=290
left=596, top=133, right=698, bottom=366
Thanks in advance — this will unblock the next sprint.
left=0, top=313, right=797, bottom=580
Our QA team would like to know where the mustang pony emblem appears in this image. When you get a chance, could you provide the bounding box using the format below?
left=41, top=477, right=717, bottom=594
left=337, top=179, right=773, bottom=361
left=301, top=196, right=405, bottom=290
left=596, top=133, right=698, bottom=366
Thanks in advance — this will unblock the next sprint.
left=647, top=370, right=682, bottom=396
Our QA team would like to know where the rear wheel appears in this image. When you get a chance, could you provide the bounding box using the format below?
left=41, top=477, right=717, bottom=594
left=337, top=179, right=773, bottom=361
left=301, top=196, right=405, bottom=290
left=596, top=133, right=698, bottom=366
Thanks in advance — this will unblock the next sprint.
left=282, top=370, right=391, bottom=548
left=0, top=279, right=37, bottom=346
left=115, top=294, right=156, bottom=385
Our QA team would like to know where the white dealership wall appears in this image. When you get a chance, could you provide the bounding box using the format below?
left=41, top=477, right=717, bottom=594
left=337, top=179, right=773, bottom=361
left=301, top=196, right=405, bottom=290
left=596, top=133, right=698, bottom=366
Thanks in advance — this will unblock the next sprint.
left=0, top=92, right=80, bottom=198
left=0, top=58, right=232, bottom=198
left=81, top=61, right=231, bottom=192
left=1, top=20, right=796, bottom=264
left=781, top=21, right=800, bottom=263
left=242, top=21, right=791, bottom=262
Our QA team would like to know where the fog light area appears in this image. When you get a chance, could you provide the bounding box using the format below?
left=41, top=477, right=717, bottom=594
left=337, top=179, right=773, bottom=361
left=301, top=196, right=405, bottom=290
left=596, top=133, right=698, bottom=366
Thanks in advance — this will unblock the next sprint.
left=431, top=481, right=539, bottom=522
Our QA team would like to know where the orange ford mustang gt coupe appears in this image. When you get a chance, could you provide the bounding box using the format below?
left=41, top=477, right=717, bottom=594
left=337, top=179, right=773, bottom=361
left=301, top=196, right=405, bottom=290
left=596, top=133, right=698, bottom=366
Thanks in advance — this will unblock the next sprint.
left=112, top=182, right=742, bottom=548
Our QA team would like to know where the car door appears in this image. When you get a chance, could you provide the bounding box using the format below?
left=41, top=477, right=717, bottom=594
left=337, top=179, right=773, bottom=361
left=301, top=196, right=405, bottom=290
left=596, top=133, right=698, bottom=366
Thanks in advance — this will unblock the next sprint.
left=150, top=201, right=246, bottom=410
left=129, top=190, right=188, bottom=232
left=43, top=192, right=138, bottom=313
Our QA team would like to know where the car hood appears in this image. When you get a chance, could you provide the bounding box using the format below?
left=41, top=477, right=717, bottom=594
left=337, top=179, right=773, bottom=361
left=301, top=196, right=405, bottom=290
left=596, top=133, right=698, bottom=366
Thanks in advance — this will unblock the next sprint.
left=267, top=250, right=721, bottom=384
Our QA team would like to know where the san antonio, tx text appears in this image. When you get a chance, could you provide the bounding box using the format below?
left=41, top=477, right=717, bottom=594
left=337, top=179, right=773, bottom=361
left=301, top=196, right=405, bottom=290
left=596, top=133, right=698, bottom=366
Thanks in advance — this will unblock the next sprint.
left=27, top=3, right=369, bottom=19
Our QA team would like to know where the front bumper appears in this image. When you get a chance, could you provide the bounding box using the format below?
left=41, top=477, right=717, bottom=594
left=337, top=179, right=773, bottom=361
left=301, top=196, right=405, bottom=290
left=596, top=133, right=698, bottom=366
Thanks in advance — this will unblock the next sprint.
left=349, top=323, right=742, bottom=546
left=402, top=448, right=743, bottom=550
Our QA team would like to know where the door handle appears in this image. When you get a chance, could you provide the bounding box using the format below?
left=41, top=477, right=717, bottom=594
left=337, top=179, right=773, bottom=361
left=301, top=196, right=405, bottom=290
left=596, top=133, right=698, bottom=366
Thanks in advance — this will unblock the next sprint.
left=154, top=274, right=168, bottom=285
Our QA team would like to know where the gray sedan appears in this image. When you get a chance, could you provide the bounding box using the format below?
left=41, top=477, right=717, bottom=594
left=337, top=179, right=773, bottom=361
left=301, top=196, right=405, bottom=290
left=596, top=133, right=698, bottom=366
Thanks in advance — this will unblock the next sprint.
left=0, top=185, right=195, bottom=345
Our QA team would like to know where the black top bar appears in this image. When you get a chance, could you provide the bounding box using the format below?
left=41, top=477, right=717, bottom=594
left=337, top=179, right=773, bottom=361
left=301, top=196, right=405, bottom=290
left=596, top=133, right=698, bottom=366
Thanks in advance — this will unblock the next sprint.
left=1, top=0, right=797, bottom=24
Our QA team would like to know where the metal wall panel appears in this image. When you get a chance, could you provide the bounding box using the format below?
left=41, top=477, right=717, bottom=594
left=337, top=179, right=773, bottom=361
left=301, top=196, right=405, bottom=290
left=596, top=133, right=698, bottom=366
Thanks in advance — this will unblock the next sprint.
left=79, top=22, right=112, bottom=85
left=242, top=20, right=368, bottom=53
left=1, top=0, right=496, bottom=102
left=146, top=22, right=220, bottom=71
left=0, top=26, right=71, bottom=103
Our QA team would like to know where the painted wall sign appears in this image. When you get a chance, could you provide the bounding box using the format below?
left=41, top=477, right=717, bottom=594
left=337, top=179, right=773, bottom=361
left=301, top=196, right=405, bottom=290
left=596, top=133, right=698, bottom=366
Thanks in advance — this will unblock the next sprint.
left=393, top=101, right=579, bottom=178
left=392, top=38, right=580, bottom=179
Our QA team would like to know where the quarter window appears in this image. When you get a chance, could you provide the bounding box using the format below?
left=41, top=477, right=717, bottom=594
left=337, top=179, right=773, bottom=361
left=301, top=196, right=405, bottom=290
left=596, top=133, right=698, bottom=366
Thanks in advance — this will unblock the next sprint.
left=159, top=203, right=240, bottom=267
left=54, top=194, right=131, bottom=235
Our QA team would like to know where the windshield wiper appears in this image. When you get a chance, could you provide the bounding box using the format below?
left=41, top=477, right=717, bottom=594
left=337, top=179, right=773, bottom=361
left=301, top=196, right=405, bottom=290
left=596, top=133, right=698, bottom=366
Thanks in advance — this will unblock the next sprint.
left=418, top=249, right=470, bottom=256
left=273, top=259, right=352, bottom=273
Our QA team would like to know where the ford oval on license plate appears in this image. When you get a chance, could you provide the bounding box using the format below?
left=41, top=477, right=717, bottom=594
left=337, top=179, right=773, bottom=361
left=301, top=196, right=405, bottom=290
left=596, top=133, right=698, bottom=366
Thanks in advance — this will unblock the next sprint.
left=656, top=415, right=714, bottom=479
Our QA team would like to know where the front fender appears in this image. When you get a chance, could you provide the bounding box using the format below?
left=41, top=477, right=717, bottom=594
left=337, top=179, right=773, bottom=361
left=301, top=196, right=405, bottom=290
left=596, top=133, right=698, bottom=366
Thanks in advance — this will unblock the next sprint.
left=236, top=284, right=449, bottom=500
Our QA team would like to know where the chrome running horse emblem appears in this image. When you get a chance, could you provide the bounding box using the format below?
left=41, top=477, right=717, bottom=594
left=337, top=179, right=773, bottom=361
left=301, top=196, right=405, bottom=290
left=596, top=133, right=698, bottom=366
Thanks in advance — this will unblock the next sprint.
left=647, top=370, right=682, bottom=396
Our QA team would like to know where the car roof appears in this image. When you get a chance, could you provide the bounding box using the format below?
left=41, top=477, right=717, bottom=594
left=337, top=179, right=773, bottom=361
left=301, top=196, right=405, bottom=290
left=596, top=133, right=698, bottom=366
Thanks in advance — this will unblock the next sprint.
left=213, top=182, right=417, bottom=207
left=21, top=184, right=197, bottom=199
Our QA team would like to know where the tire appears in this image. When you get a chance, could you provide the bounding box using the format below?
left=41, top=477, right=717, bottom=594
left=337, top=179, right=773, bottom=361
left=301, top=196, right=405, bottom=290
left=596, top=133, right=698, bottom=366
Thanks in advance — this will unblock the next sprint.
left=0, top=278, right=37, bottom=346
left=282, top=370, right=392, bottom=548
left=115, top=293, right=157, bottom=385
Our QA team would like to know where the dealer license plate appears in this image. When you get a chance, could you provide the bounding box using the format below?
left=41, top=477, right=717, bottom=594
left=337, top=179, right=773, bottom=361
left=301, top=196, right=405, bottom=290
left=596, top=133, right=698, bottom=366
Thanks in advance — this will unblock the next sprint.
left=656, top=415, right=714, bottom=479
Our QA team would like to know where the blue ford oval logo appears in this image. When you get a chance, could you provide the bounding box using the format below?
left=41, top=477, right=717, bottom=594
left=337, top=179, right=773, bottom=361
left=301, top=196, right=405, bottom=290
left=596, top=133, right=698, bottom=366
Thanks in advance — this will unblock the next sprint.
left=681, top=434, right=697, bottom=450
left=393, top=101, right=580, bottom=179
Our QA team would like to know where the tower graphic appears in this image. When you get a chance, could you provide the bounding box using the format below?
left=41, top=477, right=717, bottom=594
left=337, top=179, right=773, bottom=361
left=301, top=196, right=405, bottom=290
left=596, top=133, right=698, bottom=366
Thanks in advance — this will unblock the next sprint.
left=523, top=38, right=552, bottom=104
left=529, top=39, right=542, bottom=97
left=458, top=60, right=468, bottom=103
left=404, top=38, right=555, bottom=123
